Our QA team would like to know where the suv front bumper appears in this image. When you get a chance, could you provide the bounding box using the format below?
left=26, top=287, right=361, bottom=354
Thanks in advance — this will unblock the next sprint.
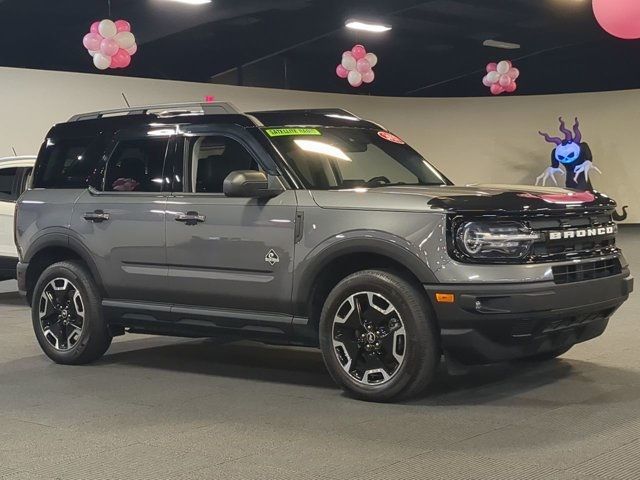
left=424, top=272, right=633, bottom=365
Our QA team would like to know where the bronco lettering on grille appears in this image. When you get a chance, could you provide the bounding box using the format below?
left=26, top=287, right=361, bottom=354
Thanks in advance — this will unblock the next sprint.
left=548, top=225, right=616, bottom=241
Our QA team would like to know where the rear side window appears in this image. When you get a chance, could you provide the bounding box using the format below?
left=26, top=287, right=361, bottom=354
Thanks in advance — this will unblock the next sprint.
left=104, top=138, right=169, bottom=192
left=0, top=167, right=17, bottom=200
left=33, top=138, right=94, bottom=189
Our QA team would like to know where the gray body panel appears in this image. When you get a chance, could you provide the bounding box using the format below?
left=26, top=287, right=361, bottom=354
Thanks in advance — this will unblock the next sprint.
left=70, top=190, right=168, bottom=302
left=165, top=191, right=297, bottom=313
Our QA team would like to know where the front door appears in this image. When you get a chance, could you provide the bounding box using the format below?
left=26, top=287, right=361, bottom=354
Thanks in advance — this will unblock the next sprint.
left=165, top=128, right=297, bottom=335
left=70, top=129, right=176, bottom=302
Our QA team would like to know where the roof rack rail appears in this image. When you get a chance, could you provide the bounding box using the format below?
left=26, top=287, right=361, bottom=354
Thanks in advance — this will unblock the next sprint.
left=68, top=102, right=242, bottom=122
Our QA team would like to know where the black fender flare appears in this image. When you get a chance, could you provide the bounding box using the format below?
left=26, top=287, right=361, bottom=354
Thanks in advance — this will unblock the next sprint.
left=292, top=233, right=438, bottom=316
left=23, top=229, right=106, bottom=297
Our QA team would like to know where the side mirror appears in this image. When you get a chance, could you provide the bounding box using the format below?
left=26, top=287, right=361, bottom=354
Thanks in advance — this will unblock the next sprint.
left=223, top=170, right=283, bottom=198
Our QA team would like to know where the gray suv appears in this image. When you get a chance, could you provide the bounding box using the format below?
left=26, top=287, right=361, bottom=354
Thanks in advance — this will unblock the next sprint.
left=15, top=102, right=633, bottom=401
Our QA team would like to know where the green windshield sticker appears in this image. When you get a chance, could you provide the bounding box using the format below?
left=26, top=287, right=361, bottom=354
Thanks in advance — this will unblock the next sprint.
left=265, top=128, right=322, bottom=137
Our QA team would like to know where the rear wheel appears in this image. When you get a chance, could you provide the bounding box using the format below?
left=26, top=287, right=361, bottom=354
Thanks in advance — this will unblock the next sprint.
left=319, top=270, right=439, bottom=402
left=32, top=261, right=112, bottom=364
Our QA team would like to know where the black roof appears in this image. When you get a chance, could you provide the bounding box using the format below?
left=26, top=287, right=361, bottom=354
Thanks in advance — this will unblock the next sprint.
left=49, top=106, right=385, bottom=138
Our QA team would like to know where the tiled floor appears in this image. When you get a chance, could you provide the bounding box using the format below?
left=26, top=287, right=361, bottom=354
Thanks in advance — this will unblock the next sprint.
left=0, top=227, right=638, bottom=479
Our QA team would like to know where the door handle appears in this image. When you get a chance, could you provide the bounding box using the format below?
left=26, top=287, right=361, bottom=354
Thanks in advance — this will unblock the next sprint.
left=83, top=210, right=110, bottom=223
left=175, top=211, right=206, bottom=226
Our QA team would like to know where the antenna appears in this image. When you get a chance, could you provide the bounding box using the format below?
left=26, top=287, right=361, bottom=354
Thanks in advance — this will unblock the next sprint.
left=11, top=146, right=17, bottom=156
left=122, top=93, right=131, bottom=107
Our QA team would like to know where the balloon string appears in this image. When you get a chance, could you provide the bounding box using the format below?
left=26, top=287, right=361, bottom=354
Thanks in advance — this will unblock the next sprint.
left=108, top=0, right=112, bottom=18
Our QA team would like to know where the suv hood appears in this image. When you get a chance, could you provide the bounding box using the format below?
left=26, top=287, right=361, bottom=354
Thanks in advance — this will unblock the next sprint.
left=310, top=184, right=617, bottom=214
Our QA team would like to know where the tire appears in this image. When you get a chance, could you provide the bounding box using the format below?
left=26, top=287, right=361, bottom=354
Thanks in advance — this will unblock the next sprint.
left=319, top=269, right=439, bottom=402
left=522, top=345, right=573, bottom=362
left=32, top=260, right=112, bottom=365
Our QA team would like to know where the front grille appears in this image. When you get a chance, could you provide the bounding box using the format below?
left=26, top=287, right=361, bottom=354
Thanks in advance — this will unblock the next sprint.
left=527, top=212, right=618, bottom=262
left=552, top=258, right=621, bottom=284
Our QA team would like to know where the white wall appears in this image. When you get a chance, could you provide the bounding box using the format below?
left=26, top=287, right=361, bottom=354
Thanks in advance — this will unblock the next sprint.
left=1, top=66, right=637, bottom=220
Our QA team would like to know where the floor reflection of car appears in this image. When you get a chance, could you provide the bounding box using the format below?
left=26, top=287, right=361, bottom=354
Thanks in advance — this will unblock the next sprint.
left=0, top=156, right=35, bottom=280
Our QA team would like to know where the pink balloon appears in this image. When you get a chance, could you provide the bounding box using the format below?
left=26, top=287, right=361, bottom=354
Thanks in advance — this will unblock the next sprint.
left=507, top=67, right=520, bottom=80
left=505, top=81, right=517, bottom=93
left=83, top=33, right=102, bottom=52
left=486, top=62, right=497, bottom=72
left=336, top=64, right=349, bottom=78
left=111, top=49, right=131, bottom=69
left=490, top=84, right=504, bottom=95
left=499, top=74, right=512, bottom=87
left=115, top=20, right=131, bottom=32
left=482, top=75, right=493, bottom=87
left=362, top=70, right=375, bottom=84
left=100, top=38, right=120, bottom=57
left=356, top=58, right=371, bottom=73
left=351, top=44, right=367, bottom=60
left=90, top=21, right=100, bottom=34
left=593, top=0, right=640, bottom=39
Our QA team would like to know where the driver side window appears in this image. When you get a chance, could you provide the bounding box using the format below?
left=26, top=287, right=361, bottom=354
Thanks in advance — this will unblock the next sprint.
left=188, top=136, right=259, bottom=193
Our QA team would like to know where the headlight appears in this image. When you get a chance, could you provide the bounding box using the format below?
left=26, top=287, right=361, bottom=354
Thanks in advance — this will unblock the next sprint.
left=455, top=221, right=540, bottom=260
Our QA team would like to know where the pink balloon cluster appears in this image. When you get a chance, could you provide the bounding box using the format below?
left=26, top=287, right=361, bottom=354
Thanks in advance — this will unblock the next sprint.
left=336, top=44, right=378, bottom=87
left=482, top=60, right=519, bottom=95
left=83, top=19, right=138, bottom=70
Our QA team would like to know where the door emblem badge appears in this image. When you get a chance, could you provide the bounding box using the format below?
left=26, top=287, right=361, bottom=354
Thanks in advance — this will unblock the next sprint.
left=265, top=249, right=280, bottom=266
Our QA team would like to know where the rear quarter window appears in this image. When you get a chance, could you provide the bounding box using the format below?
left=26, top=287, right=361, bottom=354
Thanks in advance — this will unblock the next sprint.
left=32, top=137, right=97, bottom=189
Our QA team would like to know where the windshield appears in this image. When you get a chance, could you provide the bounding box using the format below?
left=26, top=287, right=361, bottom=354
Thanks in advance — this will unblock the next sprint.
left=263, top=127, right=448, bottom=190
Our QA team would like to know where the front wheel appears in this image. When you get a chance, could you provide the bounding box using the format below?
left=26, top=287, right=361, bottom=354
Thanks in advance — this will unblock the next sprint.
left=319, top=270, right=439, bottom=402
left=32, top=261, right=112, bottom=365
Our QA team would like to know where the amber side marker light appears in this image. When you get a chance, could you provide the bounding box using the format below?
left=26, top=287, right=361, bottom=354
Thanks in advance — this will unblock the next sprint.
left=435, top=293, right=455, bottom=303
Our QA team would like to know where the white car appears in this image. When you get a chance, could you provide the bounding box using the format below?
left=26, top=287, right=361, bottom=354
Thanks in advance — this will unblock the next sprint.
left=0, top=156, right=35, bottom=280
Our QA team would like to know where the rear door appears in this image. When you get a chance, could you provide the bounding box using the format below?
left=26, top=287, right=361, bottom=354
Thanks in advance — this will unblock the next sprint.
left=164, top=125, right=297, bottom=335
left=70, top=127, right=176, bottom=302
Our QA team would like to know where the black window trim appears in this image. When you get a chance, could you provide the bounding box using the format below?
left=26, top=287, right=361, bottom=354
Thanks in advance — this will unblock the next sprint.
left=176, top=126, right=280, bottom=196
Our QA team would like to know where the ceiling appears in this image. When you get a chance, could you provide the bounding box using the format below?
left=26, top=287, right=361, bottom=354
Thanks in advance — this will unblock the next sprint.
left=1, top=0, right=639, bottom=97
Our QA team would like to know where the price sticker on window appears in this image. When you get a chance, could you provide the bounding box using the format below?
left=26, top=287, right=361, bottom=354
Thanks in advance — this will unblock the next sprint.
left=264, top=128, right=322, bottom=138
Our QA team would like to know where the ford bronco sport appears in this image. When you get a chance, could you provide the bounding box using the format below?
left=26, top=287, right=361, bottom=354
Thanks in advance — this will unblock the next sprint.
left=15, top=102, right=633, bottom=401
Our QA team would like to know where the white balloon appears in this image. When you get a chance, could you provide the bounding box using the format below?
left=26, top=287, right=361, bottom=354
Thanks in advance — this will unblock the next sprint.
left=348, top=70, right=362, bottom=87
left=88, top=50, right=98, bottom=57
left=93, top=53, right=112, bottom=70
left=342, top=54, right=357, bottom=71
left=364, top=53, right=378, bottom=68
left=98, top=19, right=117, bottom=39
left=496, top=60, right=510, bottom=75
left=115, top=31, right=136, bottom=50
left=126, top=43, right=138, bottom=56
left=486, top=71, right=500, bottom=84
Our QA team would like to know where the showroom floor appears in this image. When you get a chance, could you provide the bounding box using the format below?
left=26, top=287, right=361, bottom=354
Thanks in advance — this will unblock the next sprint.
left=0, top=228, right=638, bottom=480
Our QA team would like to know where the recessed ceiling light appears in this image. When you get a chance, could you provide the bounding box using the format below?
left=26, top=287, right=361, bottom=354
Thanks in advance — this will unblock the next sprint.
left=483, top=39, right=521, bottom=50
left=161, top=0, right=212, bottom=5
left=345, top=20, right=392, bottom=33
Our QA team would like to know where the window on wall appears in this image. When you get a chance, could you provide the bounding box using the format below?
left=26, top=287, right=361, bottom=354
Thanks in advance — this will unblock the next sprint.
left=104, top=138, right=169, bottom=192
left=188, top=136, right=259, bottom=193
left=32, top=138, right=94, bottom=189
left=0, top=168, right=17, bottom=200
